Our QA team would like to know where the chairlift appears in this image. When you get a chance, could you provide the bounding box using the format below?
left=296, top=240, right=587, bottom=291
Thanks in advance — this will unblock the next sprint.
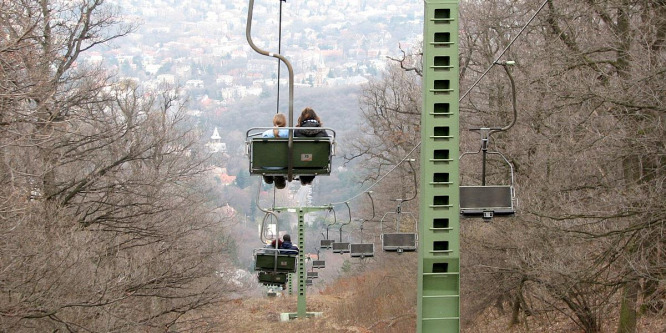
left=349, top=219, right=375, bottom=258
left=460, top=61, right=518, bottom=221
left=320, top=239, right=334, bottom=249
left=320, top=208, right=336, bottom=249
left=379, top=162, right=418, bottom=253
left=253, top=212, right=297, bottom=277
left=311, top=248, right=325, bottom=269
left=258, top=271, right=288, bottom=288
left=350, top=243, right=375, bottom=258
left=254, top=248, right=297, bottom=273
left=244, top=2, right=337, bottom=185
left=332, top=241, right=350, bottom=254
left=381, top=209, right=418, bottom=252
left=312, top=260, right=326, bottom=269
left=307, top=271, right=319, bottom=279
left=246, top=127, right=336, bottom=182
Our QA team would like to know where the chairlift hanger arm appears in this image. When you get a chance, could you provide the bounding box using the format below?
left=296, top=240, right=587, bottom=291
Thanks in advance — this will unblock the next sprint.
left=398, top=159, right=418, bottom=204
left=465, top=61, right=518, bottom=137
left=365, top=191, right=375, bottom=221
left=496, top=61, right=517, bottom=133
left=246, top=0, right=294, bottom=128
left=246, top=0, right=296, bottom=179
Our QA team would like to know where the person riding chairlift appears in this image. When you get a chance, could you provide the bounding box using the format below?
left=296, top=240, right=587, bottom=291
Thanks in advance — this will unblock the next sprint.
left=261, top=113, right=288, bottom=189
left=279, top=234, right=299, bottom=254
left=294, top=107, right=327, bottom=185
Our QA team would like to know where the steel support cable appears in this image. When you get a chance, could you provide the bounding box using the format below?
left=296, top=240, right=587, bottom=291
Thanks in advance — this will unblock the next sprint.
left=328, top=0, right=548, bottom=210
left=331, top=143, right=420, bottom=206
left=460, top=0, right=549, bottom=102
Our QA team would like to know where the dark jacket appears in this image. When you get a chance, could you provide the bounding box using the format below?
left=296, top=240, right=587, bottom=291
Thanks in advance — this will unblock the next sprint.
left=280, top=241, right=299, bottom=254
left=295, top=119, right=327, bottom=137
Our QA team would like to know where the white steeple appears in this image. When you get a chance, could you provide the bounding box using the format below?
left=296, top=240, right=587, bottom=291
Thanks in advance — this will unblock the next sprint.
left=211, top=127, right=221, bottom=141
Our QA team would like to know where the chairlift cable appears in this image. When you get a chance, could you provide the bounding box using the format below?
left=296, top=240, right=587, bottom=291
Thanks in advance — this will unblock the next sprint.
left=323, top=1, right=544, bottom=215
left=329, top=0, right=546, bottom=208
left=331, top=143, right=420, bottom=205
left=459, top=0, right=549, bottom=102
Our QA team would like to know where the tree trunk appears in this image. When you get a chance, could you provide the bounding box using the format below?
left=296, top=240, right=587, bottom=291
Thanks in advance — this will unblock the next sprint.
left=617, top=280, right=639, bottom=333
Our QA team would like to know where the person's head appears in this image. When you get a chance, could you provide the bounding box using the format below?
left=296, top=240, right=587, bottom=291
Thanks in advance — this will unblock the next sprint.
left=273, top=113, right=286, bottom=127
left=272, top=113, right=286, bottom=136
left=282, top=234, right=291, bottom=242
left=297, top=107, right=321, bottom=126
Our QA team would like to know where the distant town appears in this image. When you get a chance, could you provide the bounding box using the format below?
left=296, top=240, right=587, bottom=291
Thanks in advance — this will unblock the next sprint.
left=86, top=0, right=424, bottom=117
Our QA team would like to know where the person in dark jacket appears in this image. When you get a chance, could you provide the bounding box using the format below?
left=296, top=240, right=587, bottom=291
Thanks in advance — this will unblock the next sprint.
left=294, top=107, right=327, bottom=185
left=279, top=234, right=299, bottom=254
left=294, top=107, right=327, bottom=138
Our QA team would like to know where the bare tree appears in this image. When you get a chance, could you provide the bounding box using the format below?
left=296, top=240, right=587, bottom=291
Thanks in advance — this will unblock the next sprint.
left=1, top=1, right=244, bottom=331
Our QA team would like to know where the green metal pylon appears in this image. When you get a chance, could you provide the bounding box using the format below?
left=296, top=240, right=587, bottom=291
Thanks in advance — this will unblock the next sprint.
left=275, top=205, right=330, bottom=321
left=418, top=1, right=461, bottom=332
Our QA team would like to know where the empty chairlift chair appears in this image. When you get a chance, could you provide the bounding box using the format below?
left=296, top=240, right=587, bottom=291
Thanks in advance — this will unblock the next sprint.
left=380, top=210, right=418, bottom=253
left=332, top=219, right=351, bottom=253
left=332, top=242, right=350, bottom=254
left=320, top=239, right=334, bottom=249
left=460, top=62, right=520, bottom=221
left=459, top=185, right=515, bottom=219
left=350, top=243, right=374, bottom=258
left=350, top=220, right=374, bottom=258
left=459, top=130, right=516, bottom=221
left=312, top=260, right=326, bottom=269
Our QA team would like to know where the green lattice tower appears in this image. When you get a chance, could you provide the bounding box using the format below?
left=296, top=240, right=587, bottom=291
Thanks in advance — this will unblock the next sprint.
left=417, top=1, right=460, bottom=332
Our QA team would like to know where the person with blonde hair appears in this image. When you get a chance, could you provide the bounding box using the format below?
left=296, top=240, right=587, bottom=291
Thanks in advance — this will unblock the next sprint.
left=262, top=113, right=288, bottom=138
left=261, top=113, right=288, bottom=189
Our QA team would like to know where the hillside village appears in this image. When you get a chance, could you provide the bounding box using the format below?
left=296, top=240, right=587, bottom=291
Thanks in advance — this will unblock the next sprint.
left=86, top=0, right=423, bottom=118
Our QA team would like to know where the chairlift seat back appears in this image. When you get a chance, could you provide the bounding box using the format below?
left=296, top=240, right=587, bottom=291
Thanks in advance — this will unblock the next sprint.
left=249, top=137, right=332, bottom=176
left=460, top=185, right=515, bottom=216
left=258, top=271, right=288, bottom=285
left=307, top=271, right=319, bottom=279
left=312, top=260, right=326, bottom=268
left=254, top=253, right=297, bottom=273
left=382, top=233, right=417, bottom=251
left=332, top=242, right=350, bottom=253
left=320, top=239, right=334, bottom=249
left=350, top=243, right=374, bottom=258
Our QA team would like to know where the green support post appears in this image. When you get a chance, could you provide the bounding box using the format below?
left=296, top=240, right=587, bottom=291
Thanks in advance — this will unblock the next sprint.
left=418, top=1, right=460, bottom=332
left=275, top=205, right=330, bottom=321
left=297, top=208, right=307, bottom=318
left=288, top=273, right=293, bottom=295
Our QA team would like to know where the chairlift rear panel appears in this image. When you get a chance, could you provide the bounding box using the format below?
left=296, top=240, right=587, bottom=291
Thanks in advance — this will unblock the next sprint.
left=460, top=185, right=515, bottom=216
left=312, top=260, right=326, bottom=269
left=350, top=243, right=374, bottom=258
left=254, top=252, right=297, bottom=273
left=307, top=271, right=319, bottom=279
left=382, top=233, right=417, bottom=252
left=249, top=137, right=333, bottom=176
left=320, top=239, right=334, bottom=249
left=258, top=272, right=288, bottom=285
left=332, top=242, right=350, bottom=253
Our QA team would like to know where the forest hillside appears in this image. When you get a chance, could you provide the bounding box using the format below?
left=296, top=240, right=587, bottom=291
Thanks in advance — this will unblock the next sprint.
left=1, top=0, right=664, bottom=332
